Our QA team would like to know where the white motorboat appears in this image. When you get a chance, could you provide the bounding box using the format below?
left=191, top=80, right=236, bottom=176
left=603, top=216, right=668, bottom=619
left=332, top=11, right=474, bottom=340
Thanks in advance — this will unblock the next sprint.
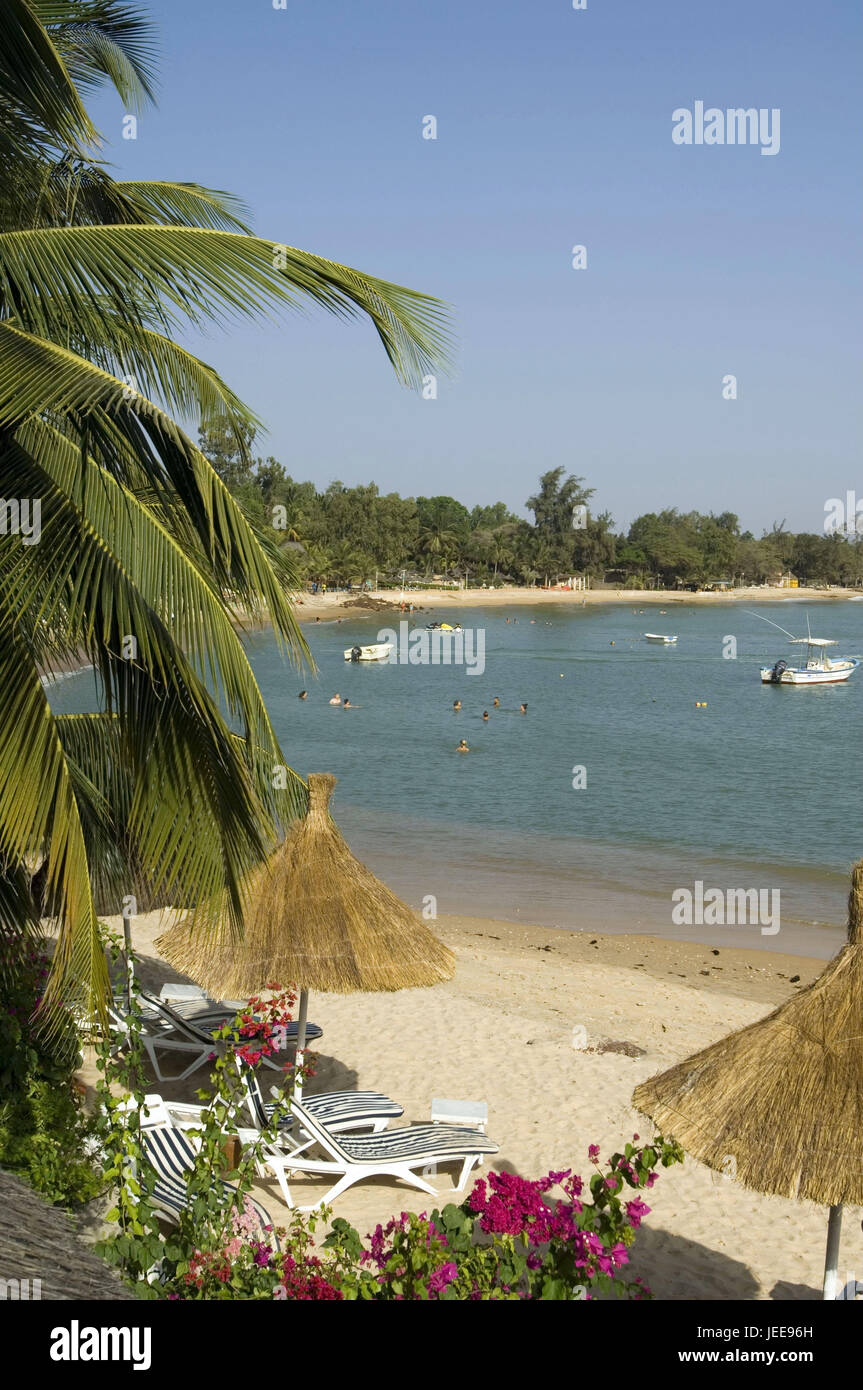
left=751, top=611, right=861, bottom=685
left=761, top=641, right=860, bottom=685
left=644, top=633, right=678, bottom=644
left=343, top=642, right=393, bottom=662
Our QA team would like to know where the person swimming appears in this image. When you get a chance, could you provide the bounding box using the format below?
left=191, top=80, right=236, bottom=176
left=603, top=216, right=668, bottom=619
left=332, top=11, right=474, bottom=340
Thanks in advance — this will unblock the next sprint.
left=520, top=702, right=528, bottom=714
left=457, top=739, right=470, bottom=752
left=482, top=710, right=489, bottom=721
left=453, top=699, right=462, bottom=711
left=343, top=698, right=354, bottom=707
left=298, top=690, right=307, bottom=700
left=492, top=697, right=500, bottom=707
left=328, top=693, right=341, bottom=705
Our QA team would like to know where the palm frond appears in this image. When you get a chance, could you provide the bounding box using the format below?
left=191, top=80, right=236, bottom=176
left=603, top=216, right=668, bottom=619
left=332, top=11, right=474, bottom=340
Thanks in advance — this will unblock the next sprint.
left=35, top=0, right=158, bottom=109
left=114, top=181, right=253, bottom=232
left=0, top=0, right=97, bottom=152
left=0, top=226, right=454, bottom=388
left=0, top=617, right=106, bottom=1018
left=0, top=323, right=307, bottom=650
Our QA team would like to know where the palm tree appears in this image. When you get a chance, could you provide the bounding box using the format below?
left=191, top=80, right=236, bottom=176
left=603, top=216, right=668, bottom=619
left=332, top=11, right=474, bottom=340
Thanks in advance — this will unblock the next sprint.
left=0, top=1, right=452, bottom=1016
left=419, top=524, right=460, bottom=577
left=325, top=541, right=372, bottom=587
left=298, top=543, right=331, bottom=585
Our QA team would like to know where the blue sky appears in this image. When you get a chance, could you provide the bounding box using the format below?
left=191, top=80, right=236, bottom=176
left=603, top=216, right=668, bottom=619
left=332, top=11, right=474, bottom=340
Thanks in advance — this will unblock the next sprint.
left=88, top=0, right=862, bottom=534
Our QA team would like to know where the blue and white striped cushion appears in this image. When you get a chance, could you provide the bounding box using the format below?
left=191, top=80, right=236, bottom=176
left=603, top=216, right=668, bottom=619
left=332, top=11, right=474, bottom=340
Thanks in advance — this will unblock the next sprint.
left=292, top=1102, right=499, bottom=1164
left=141, top=1124, right=278, bottom=1248
left=336, top=1125, right=499, bottom=1162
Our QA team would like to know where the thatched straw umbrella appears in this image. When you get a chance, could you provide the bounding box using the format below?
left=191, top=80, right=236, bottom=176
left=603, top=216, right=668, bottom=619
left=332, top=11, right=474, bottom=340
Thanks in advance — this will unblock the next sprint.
left=156, top=773, right=455, bottom=1091
left=632, top=859, right=863, bottom=1300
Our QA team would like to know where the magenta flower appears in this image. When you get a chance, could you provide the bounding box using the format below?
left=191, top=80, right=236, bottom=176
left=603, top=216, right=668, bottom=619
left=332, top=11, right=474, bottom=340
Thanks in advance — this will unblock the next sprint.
left=427, top=1263, right=458, bottom=1294
left=625, top=1197, right=651, bottom=1228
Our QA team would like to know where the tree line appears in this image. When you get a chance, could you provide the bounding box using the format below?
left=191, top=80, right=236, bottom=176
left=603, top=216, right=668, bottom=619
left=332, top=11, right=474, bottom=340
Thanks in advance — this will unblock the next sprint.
left=203, top=423, right=863, bottom=590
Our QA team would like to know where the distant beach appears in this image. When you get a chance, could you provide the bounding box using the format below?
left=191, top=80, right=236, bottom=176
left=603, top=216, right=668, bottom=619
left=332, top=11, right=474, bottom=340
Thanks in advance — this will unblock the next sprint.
left=288, top=582, right=861, bottom=626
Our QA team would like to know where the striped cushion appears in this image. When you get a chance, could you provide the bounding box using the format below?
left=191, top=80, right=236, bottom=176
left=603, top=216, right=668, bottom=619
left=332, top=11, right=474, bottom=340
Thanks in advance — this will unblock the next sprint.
left=265, top=1090, right=403, bottom=1132
left=336, top=1124, right=499, bottom=1163
left=291, top=1102, right=499, bottom=1164
left=135, top=994, right=323, bottom=1047
left=141, top=1124, right=278, bottom=1248
left=244, top=1070, right=403, bottom=1133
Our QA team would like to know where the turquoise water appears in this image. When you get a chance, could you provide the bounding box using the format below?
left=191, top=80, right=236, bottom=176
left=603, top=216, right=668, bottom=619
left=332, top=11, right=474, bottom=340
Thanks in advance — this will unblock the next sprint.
left=49, top=599, right=863, bottom=957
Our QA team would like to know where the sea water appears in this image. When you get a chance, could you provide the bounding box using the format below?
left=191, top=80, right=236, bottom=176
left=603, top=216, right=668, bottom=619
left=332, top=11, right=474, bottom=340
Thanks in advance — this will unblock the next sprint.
left=49, top=600, right=862, bottom=957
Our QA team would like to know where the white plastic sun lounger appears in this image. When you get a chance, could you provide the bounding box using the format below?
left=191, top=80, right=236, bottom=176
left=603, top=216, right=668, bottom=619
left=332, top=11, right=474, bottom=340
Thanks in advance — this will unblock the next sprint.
left=119, top=989, right=323, bottom=1043
left=139, top=1117, right=279, bottom=1249
left=262, top=1097, right=499, bottom=1209
left=111, top=993, right=322, bottom=1082
left=108, top=995, right=225, bottom=1082
left=135, top=1092, right=259, bottom=1144
left=241, top=1069, right=403, bottom=1153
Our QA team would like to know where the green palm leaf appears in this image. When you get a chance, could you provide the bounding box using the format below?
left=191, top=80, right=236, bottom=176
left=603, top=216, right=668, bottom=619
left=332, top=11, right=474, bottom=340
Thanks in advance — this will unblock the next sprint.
left=0, top=619, right=106, bottom=1018
left=114, top=181, right=254, bottom=232
left=35, top=0, right=158, bottom=109
left=0, top=0, right=96, bottom=155
left=0, top=225, right=453, bottom=388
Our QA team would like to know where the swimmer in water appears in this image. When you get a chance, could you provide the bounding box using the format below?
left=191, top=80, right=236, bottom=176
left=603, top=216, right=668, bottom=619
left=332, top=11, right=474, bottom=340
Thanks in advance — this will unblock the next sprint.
left=453, top=699, right=462, bottom=711
left=457, top=739, right=470, bottom=753
left=298, top=690, right=307, bottom=700
left=492, top=697, right=500, bottom=707
left=520, top=702, right=528, bottom=714
left=328, top=694, right=341, bottom=705
left=482, top=710, right=489, bottom=721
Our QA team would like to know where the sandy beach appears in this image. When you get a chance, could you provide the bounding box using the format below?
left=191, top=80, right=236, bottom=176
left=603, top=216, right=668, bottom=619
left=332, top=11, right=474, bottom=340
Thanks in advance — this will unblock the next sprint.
left=81, top=907, right=855, bottom=1302
left=287, top=583, right=861, bottom=626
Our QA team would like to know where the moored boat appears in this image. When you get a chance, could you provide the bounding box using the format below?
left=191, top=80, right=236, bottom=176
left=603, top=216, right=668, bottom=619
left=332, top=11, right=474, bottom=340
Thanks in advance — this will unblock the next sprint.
left=751, top=611, right=861, bottom=685
left=644, top=633, right=678, bottom=644
left=343, top=642, right=393, bottom=662
left=760, top=644, right=861, bottom=685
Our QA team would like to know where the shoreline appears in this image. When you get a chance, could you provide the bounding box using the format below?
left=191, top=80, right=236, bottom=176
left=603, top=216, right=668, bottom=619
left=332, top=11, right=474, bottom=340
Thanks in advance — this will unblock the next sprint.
left=289, top=583, right=861, bottom=625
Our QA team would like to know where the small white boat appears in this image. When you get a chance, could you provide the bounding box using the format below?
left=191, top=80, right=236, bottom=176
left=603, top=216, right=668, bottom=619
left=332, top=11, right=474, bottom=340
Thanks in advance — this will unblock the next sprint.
left=751, top=611, right=861, bottom=685
left=644, top=633, right=678, bottom=644
left=761, top=642, right=860, bottom=685
left=343, top=642, right=393, bottom=662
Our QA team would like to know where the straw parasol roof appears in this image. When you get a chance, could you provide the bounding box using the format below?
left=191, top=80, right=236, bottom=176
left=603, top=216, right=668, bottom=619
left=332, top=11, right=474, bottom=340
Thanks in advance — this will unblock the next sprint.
left=632, top=860, right=863, bottom=1207
left=156, top=773, right=455, bottom=999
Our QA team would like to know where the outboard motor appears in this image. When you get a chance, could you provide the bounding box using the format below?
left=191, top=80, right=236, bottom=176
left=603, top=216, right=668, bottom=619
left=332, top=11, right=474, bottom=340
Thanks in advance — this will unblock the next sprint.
left=770, top=659, right=788, bottom=683
left=350, top=645, right=362, bottom=663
